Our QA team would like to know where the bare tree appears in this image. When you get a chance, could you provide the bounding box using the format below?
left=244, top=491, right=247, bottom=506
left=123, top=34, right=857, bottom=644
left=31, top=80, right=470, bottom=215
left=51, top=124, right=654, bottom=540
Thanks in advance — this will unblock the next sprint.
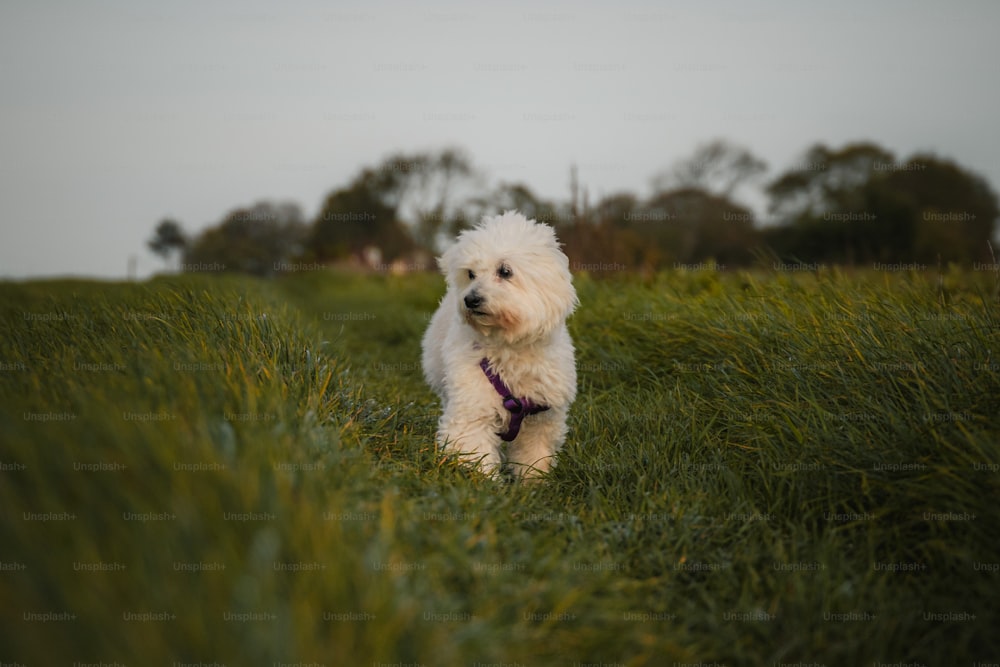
left=654, top=139, right=767, bottom=198
left=375, top=148, right=484, bottom=251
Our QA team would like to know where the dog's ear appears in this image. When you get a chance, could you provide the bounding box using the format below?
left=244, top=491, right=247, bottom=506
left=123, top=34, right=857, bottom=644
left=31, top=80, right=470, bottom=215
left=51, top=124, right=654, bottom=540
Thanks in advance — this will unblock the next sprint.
left=438, top=242, right=457, bottom=281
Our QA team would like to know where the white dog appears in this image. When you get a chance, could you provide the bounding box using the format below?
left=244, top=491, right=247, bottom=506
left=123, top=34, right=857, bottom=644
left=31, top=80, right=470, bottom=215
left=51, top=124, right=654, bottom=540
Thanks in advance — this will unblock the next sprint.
left=421, top=211, right=578, bottom=479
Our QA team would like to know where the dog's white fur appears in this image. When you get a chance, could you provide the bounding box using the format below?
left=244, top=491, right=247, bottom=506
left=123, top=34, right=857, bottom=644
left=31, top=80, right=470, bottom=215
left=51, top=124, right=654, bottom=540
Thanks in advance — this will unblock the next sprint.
left=421, top=211, right=577, bottom=479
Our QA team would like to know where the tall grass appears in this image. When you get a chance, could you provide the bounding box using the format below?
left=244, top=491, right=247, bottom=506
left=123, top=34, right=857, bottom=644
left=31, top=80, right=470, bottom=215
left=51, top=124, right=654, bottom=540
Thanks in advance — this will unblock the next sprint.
left=1, top=268, right=997, bottom=665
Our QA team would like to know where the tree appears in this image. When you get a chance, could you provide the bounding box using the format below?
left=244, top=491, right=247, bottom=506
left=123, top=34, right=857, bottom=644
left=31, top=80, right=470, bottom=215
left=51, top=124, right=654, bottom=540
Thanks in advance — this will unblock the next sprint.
left=767, top=142, right=894, bottom=222
left=307, top=148, right=483, bottom=261
left=884, top=154, right=999, bottom=263
left=576, top=191, right=646, bottom=270
left=184, top=202, right=308, bottom=276
left=383, top=148, right=483, bottom=251
left=309, top=168, right=414, bottom=264
left=654, top=139, right=767, bottom=199
left=147, top=219, right=187, bottom=271
left=765, top=141, right=999, bottom=264
left=477, top=182, right=563, bottom=226
left=643, top=187, right=758, bottom=266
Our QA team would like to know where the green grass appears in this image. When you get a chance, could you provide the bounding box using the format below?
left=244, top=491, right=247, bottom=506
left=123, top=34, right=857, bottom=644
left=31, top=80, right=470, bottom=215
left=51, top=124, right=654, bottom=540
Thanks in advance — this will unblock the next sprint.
left=1, top=268, right=998, bottom=665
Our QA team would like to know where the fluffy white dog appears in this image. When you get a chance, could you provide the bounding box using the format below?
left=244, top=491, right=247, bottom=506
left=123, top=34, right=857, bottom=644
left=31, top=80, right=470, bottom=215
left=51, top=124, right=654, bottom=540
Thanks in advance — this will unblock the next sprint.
left=421, top=211, right=578, bottom=479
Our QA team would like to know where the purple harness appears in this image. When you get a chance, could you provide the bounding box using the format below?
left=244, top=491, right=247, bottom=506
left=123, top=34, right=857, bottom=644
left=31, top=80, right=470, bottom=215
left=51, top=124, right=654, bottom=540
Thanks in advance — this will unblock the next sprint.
left=479, top=358, right=549, bottom=442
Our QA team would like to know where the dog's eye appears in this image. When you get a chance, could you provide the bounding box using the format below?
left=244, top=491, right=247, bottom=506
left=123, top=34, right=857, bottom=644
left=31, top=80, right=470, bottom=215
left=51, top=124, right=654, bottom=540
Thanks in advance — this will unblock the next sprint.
left=467, top=269, right=476, bottom=280
left=497, top=264, right=513, bottom=279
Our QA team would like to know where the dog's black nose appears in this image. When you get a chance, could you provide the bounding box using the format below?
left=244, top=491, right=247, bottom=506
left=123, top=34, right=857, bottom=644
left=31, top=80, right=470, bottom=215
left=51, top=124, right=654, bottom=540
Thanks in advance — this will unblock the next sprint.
left=464, top=292, right=483, bottom=310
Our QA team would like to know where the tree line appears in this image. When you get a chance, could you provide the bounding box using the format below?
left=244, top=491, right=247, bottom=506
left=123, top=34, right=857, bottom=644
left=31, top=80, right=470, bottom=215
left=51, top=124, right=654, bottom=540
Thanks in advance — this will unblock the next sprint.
left=148, top=140, right=999, bottom=275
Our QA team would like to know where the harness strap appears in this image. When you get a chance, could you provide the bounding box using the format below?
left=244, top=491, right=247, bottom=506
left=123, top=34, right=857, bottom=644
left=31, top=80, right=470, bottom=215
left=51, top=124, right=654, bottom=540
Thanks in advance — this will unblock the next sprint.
left=479, top=358, right=549, bottom=442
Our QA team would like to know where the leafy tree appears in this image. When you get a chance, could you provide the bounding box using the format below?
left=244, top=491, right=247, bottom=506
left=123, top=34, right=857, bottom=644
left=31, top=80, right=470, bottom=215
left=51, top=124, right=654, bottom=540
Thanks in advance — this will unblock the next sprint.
left=184, top=202, right=307, bottom=276
left=767, top=142, right=894, bottom=222
left=644, top=187, right=758, bottom=266
left=310, top=169, right=411, bottom=264
left=884, top=154, right=999, bottom=263
left=147, top=219, right=187, bottom=271
left=765, top=141, right=998, bottom=264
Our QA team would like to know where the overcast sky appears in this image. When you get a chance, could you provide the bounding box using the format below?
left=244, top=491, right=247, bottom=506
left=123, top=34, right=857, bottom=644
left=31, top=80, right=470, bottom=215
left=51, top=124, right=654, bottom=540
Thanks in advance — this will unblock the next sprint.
left=1, top=0, right=997, bottom=279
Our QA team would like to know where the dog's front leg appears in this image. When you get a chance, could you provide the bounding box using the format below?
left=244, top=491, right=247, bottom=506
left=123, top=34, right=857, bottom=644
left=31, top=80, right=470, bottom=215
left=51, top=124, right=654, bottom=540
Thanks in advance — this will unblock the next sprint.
left=505, top=410, right=566, bottom=480
left=436, top=405, right=504, bottom=477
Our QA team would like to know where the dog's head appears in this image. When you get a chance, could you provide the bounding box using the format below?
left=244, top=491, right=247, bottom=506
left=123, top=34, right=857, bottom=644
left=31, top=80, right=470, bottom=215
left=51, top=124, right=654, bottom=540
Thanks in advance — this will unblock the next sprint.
left=439, top=211, right=577, bottom=344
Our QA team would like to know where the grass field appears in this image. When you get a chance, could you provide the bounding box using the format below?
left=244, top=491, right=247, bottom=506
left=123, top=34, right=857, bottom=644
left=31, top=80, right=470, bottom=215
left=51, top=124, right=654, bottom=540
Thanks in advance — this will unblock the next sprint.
left=1, top=267, right=998, bottom=665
